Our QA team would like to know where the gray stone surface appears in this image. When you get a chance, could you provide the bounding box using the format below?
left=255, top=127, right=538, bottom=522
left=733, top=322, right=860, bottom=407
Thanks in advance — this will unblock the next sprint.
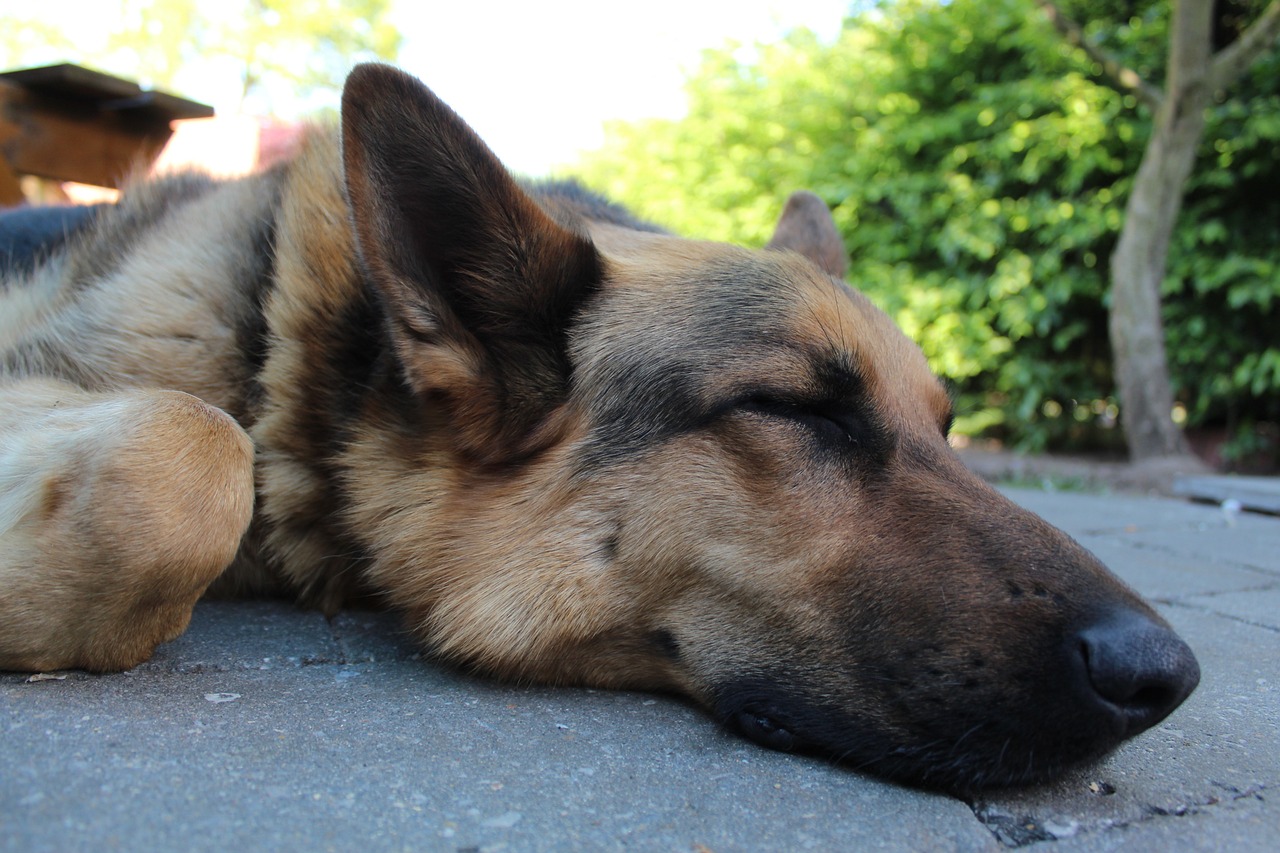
left=1175, top=474, right=1280, bottom=514
left=2, top=487, right=1278, bottom=851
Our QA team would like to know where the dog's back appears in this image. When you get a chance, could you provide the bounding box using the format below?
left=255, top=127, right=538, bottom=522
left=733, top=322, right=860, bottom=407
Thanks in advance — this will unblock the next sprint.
left=0, top=170, right=285, bottom=418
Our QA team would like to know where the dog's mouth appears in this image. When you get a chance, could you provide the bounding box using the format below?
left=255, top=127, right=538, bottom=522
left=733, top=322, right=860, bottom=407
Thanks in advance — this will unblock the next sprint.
left=728, top=706, right=800, bottom=752
left=718, top=694, right=1094, bottom=791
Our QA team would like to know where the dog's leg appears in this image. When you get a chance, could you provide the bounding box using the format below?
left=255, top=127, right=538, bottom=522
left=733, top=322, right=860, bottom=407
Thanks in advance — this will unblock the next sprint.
left=0, top=380, right=254, bottom=672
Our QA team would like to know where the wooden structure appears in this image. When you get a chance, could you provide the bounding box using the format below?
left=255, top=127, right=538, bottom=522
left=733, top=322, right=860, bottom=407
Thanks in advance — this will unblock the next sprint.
left=0, top=64, right=213, bottom=206
left=1175, top=475, right=1280, bottom=515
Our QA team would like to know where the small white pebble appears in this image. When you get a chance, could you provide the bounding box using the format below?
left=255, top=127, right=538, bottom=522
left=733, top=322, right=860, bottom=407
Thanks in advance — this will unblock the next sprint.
left=204, top=692, right=241, bottom=703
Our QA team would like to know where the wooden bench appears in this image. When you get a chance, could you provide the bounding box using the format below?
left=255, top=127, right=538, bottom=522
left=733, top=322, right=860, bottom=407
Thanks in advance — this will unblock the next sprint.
left=0, top=63, right=213, bottom=205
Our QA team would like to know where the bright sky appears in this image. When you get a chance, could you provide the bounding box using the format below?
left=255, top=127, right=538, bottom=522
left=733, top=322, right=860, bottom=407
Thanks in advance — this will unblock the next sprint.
left=387, top=1, right=852, bottom=174
left=4, top=0, right=852, bottom=177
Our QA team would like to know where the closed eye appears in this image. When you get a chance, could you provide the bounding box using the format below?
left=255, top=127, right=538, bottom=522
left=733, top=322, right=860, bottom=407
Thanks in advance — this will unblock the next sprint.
left=737, top=396, right=870, bottom=451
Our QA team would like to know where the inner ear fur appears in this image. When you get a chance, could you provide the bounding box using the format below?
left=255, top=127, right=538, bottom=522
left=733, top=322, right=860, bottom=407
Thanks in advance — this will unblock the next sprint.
left=341, top=63, right=602, bottom=462
left=766, top=190, right=848, bottom=279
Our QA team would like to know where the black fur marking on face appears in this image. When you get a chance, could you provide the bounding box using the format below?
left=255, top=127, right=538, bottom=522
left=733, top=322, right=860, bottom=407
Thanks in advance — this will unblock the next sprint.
left=649, top=630, right=681, bottom=661
left=599, top=524, right=622, bottom=562
left=572, top=252, right=899, bottom=474
left=730, top=355, right=893, bottom=466
left=574, top=365, right=710, bottom=468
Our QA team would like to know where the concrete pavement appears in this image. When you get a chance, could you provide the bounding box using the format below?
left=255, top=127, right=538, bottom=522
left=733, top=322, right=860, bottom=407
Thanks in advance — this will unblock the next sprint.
left=2, top=487, right=1277, bottom=851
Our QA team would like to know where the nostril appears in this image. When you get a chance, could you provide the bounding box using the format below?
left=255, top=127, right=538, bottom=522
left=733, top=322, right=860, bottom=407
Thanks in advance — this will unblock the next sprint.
left=1128, top=683, right=1178, bottom=715
left=1078, top=639, right=1180, bottom=708
left=1076, top=611, right=1200, bottom=736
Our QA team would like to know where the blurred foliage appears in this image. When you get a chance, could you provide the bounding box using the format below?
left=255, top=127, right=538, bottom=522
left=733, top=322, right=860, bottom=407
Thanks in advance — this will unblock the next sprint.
left=1, top=0, right=401, bottom=116
left=574, top=0, right=1279, bottom=455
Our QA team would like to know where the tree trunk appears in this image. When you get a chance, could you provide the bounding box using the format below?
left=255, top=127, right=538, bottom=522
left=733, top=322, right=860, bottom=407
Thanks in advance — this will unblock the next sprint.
left=1107, top=0, right=1213, bottom=461
left=1042, top=0, right=1280, bottom=461
left=1107, top=92, right=1207, bottom=460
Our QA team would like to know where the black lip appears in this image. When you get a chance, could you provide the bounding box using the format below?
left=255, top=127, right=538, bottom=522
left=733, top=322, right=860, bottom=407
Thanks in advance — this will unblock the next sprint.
left=730, top=708, right=799, bottom=751
left=712, top=673, right=1134, bottom=791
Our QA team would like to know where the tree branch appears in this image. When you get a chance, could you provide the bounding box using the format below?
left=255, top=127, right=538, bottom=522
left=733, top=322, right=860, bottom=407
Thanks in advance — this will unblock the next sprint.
left=1209, top=0, right=1280, bottom=91
left=1035, top=0, right=1164, bottom=111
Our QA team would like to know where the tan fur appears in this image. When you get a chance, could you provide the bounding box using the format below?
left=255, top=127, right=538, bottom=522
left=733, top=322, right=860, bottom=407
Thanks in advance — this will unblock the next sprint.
left=0, top=381, right=252, bottom=671
left=248, top=131, right=368, bottom=607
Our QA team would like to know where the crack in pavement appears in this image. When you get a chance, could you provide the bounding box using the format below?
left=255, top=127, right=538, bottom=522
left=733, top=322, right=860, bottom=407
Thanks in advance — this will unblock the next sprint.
left=968, top=783, right=1270, bottom=848
left=1162, top=598, right=1280, bottom=634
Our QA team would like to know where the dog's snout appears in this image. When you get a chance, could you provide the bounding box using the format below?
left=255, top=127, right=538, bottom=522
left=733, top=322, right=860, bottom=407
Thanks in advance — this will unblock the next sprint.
left=1074, top=610, right=1200, bottom=737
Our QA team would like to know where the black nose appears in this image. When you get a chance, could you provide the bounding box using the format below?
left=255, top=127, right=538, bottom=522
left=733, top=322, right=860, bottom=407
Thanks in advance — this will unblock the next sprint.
left=1075, top=610, right=1200, bottom=737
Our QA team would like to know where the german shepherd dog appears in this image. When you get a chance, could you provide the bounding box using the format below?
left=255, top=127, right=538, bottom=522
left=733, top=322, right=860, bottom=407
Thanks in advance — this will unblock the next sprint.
left=0, top=64, right=1198, bottom=790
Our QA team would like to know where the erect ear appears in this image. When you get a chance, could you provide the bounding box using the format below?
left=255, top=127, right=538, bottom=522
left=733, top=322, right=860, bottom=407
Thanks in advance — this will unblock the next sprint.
left=765, top=190, right=848, bottom=279
left=341, top=64, right=602, bottom=462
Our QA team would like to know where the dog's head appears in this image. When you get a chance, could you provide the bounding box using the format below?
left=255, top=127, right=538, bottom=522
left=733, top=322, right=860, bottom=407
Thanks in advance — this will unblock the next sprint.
left=338, top=65, right=1199, bottom=791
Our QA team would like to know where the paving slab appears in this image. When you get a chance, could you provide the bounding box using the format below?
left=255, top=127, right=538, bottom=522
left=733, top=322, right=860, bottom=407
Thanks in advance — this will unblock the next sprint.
left=1049, top=791, right=1280, bottom=853
left=2, top=487, right=1278, bottom=851
left=1071, top=534, right=1275, bottom=602
left=2, top=611, right=995, bottom=853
